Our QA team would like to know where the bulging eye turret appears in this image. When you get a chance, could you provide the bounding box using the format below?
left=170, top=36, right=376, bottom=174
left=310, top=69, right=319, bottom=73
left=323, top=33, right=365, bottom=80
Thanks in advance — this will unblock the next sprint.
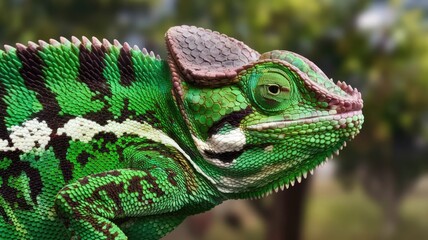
left=248, top=67, right=294, bottom=113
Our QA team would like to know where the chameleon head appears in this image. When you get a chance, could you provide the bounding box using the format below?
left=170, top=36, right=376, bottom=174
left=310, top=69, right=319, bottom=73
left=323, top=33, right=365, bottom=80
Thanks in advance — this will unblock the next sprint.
left=166, top=26, right=363, bottom=198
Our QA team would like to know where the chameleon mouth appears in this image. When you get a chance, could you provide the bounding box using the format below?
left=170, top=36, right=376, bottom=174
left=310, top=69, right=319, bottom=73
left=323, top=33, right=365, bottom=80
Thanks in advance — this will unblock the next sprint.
left=247, top=110, right=364, bottom=136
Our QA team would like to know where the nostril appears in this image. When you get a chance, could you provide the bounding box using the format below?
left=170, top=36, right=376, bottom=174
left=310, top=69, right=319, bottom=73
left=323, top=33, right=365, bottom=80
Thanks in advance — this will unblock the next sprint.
left=353, top=102, right=363, bottom=111
left=328, top=99, right=339, bottom=106
left=344, top=102, right=351, bottom=108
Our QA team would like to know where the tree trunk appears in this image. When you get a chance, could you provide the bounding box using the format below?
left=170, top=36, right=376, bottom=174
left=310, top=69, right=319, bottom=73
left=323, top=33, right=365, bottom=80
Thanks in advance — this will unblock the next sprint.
left=267, top=178, right=310, bottom=240
left=380, top=171, right=400, bottom=240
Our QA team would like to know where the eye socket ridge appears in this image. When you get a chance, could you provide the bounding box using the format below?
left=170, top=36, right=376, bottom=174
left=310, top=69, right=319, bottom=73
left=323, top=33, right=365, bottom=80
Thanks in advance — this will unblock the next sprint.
left=246, top=66, right=295, bottom=113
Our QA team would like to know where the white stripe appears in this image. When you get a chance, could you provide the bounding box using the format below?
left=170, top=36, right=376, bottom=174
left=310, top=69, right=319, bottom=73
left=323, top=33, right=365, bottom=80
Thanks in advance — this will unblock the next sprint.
left=192, top=128, right=246, bottom=168
left=0, top=119, right=51, bottom=153
left=0, top=117, right=219, bottom=189
left=57, top=117, right=219, bottom=186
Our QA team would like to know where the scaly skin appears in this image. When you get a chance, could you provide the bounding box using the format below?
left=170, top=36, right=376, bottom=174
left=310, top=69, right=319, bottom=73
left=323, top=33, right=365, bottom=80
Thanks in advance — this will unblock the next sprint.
left=0, top=25, right=363, bottom=239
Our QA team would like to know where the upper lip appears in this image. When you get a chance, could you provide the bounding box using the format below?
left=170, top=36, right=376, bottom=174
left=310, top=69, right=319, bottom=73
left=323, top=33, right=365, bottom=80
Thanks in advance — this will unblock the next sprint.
left=247, top=110, right=363, bottom=131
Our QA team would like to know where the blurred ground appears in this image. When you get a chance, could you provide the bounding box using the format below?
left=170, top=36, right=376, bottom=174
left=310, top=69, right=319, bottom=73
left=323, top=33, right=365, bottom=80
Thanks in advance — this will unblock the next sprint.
left=305, top=163, right=428, bottom=240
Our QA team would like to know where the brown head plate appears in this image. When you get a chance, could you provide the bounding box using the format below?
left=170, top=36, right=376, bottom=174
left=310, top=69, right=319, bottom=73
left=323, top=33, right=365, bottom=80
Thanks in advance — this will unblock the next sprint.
left=166, top=25, right=260, bottom=87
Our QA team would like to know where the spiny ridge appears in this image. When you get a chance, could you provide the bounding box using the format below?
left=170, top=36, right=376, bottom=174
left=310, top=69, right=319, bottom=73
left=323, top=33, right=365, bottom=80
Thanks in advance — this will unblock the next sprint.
left=49, top=39, right=60, bottom=46
left=103, top=39, right=112, bottom=48
left=92, top=37, right=102, bottom=47
left=1, top=36, right=159, bottom=60
left=38, top=40, right=49, bottom=48
left=71, top=36, right=81, bottom=46
left=59, top=37, right=70, bottom=45
left=28, top=41, right=39, bottom=49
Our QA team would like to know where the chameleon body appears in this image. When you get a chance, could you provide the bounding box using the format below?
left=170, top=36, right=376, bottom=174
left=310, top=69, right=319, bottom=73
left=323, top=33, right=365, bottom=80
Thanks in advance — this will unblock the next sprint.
left=0, top=26, right=363, bottom=239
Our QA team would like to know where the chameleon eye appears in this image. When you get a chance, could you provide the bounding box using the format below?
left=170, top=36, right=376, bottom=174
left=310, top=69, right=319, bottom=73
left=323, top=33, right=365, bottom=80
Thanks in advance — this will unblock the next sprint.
left=267, top=84, right=280, bottom=95
left=249, top=69, right=294, bottom=112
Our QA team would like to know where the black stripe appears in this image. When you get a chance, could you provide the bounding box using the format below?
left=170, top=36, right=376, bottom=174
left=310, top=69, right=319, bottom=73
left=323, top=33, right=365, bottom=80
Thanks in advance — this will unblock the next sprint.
left=203, top=143, right=271, bottom=164
left=92, top=132, right=118, bottom=153
left=0, top=78, right=9, bottom=140
left=16, top=45, right=74, bottom=183
left=118, top=47, right=135, bottom=86
left=203, top=149, right=244, bottom=163
left=0, top=151, right=43, bottom=210
left=0, top=205, right=9, bottom=224
left=117, top=98, right=161, bottom=126
left=51, top=134, right=73, bottom=182
left=16, top=44, right=71, bottom=130
left=89, top=181, right=125, bottom=216
left=78, top=44, right=109, bottom=94
left=78, top=44, right=114, bottom=125
left=77, top=151, right=91, bottom=166
left=84, top=106, right=114, bottom=125
left=207, top=106, right=253, bottom=137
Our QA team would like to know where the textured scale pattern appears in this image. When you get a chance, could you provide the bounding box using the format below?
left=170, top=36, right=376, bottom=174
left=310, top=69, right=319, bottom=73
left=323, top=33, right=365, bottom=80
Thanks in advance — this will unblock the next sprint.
left=0, top=25, right=363, bottom=239
left=166, top=25, right=260, bottom=86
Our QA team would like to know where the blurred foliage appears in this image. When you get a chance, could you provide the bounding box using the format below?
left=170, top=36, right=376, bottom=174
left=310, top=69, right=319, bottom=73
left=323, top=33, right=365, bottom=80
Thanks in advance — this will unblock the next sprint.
left=0, top=0, right=427, bottom=239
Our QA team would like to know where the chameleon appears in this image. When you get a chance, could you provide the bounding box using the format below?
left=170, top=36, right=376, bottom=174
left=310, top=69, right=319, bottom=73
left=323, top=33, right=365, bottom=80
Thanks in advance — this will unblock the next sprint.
left=0, top=25, right=363, bottom=239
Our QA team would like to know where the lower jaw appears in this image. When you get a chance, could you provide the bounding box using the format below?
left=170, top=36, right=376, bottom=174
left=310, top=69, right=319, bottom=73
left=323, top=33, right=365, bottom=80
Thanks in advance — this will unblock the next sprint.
left=222, top=140, right=348, bottom=200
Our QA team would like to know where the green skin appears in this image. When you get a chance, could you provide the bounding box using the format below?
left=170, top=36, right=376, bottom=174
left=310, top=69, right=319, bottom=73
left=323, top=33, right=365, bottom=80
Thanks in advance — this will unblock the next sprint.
left=0, top=26, right=363, bottom=239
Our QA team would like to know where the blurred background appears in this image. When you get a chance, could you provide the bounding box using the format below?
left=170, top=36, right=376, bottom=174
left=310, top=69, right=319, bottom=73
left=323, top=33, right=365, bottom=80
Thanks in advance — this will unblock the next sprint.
left=1, top=0, right=427, bottom=239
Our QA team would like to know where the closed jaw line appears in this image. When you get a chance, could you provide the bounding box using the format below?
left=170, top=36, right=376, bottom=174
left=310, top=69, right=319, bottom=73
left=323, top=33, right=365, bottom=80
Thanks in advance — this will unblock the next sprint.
left=218, top=140, right=348, bottom=195
left=247, top=110, right=363, bottom=132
